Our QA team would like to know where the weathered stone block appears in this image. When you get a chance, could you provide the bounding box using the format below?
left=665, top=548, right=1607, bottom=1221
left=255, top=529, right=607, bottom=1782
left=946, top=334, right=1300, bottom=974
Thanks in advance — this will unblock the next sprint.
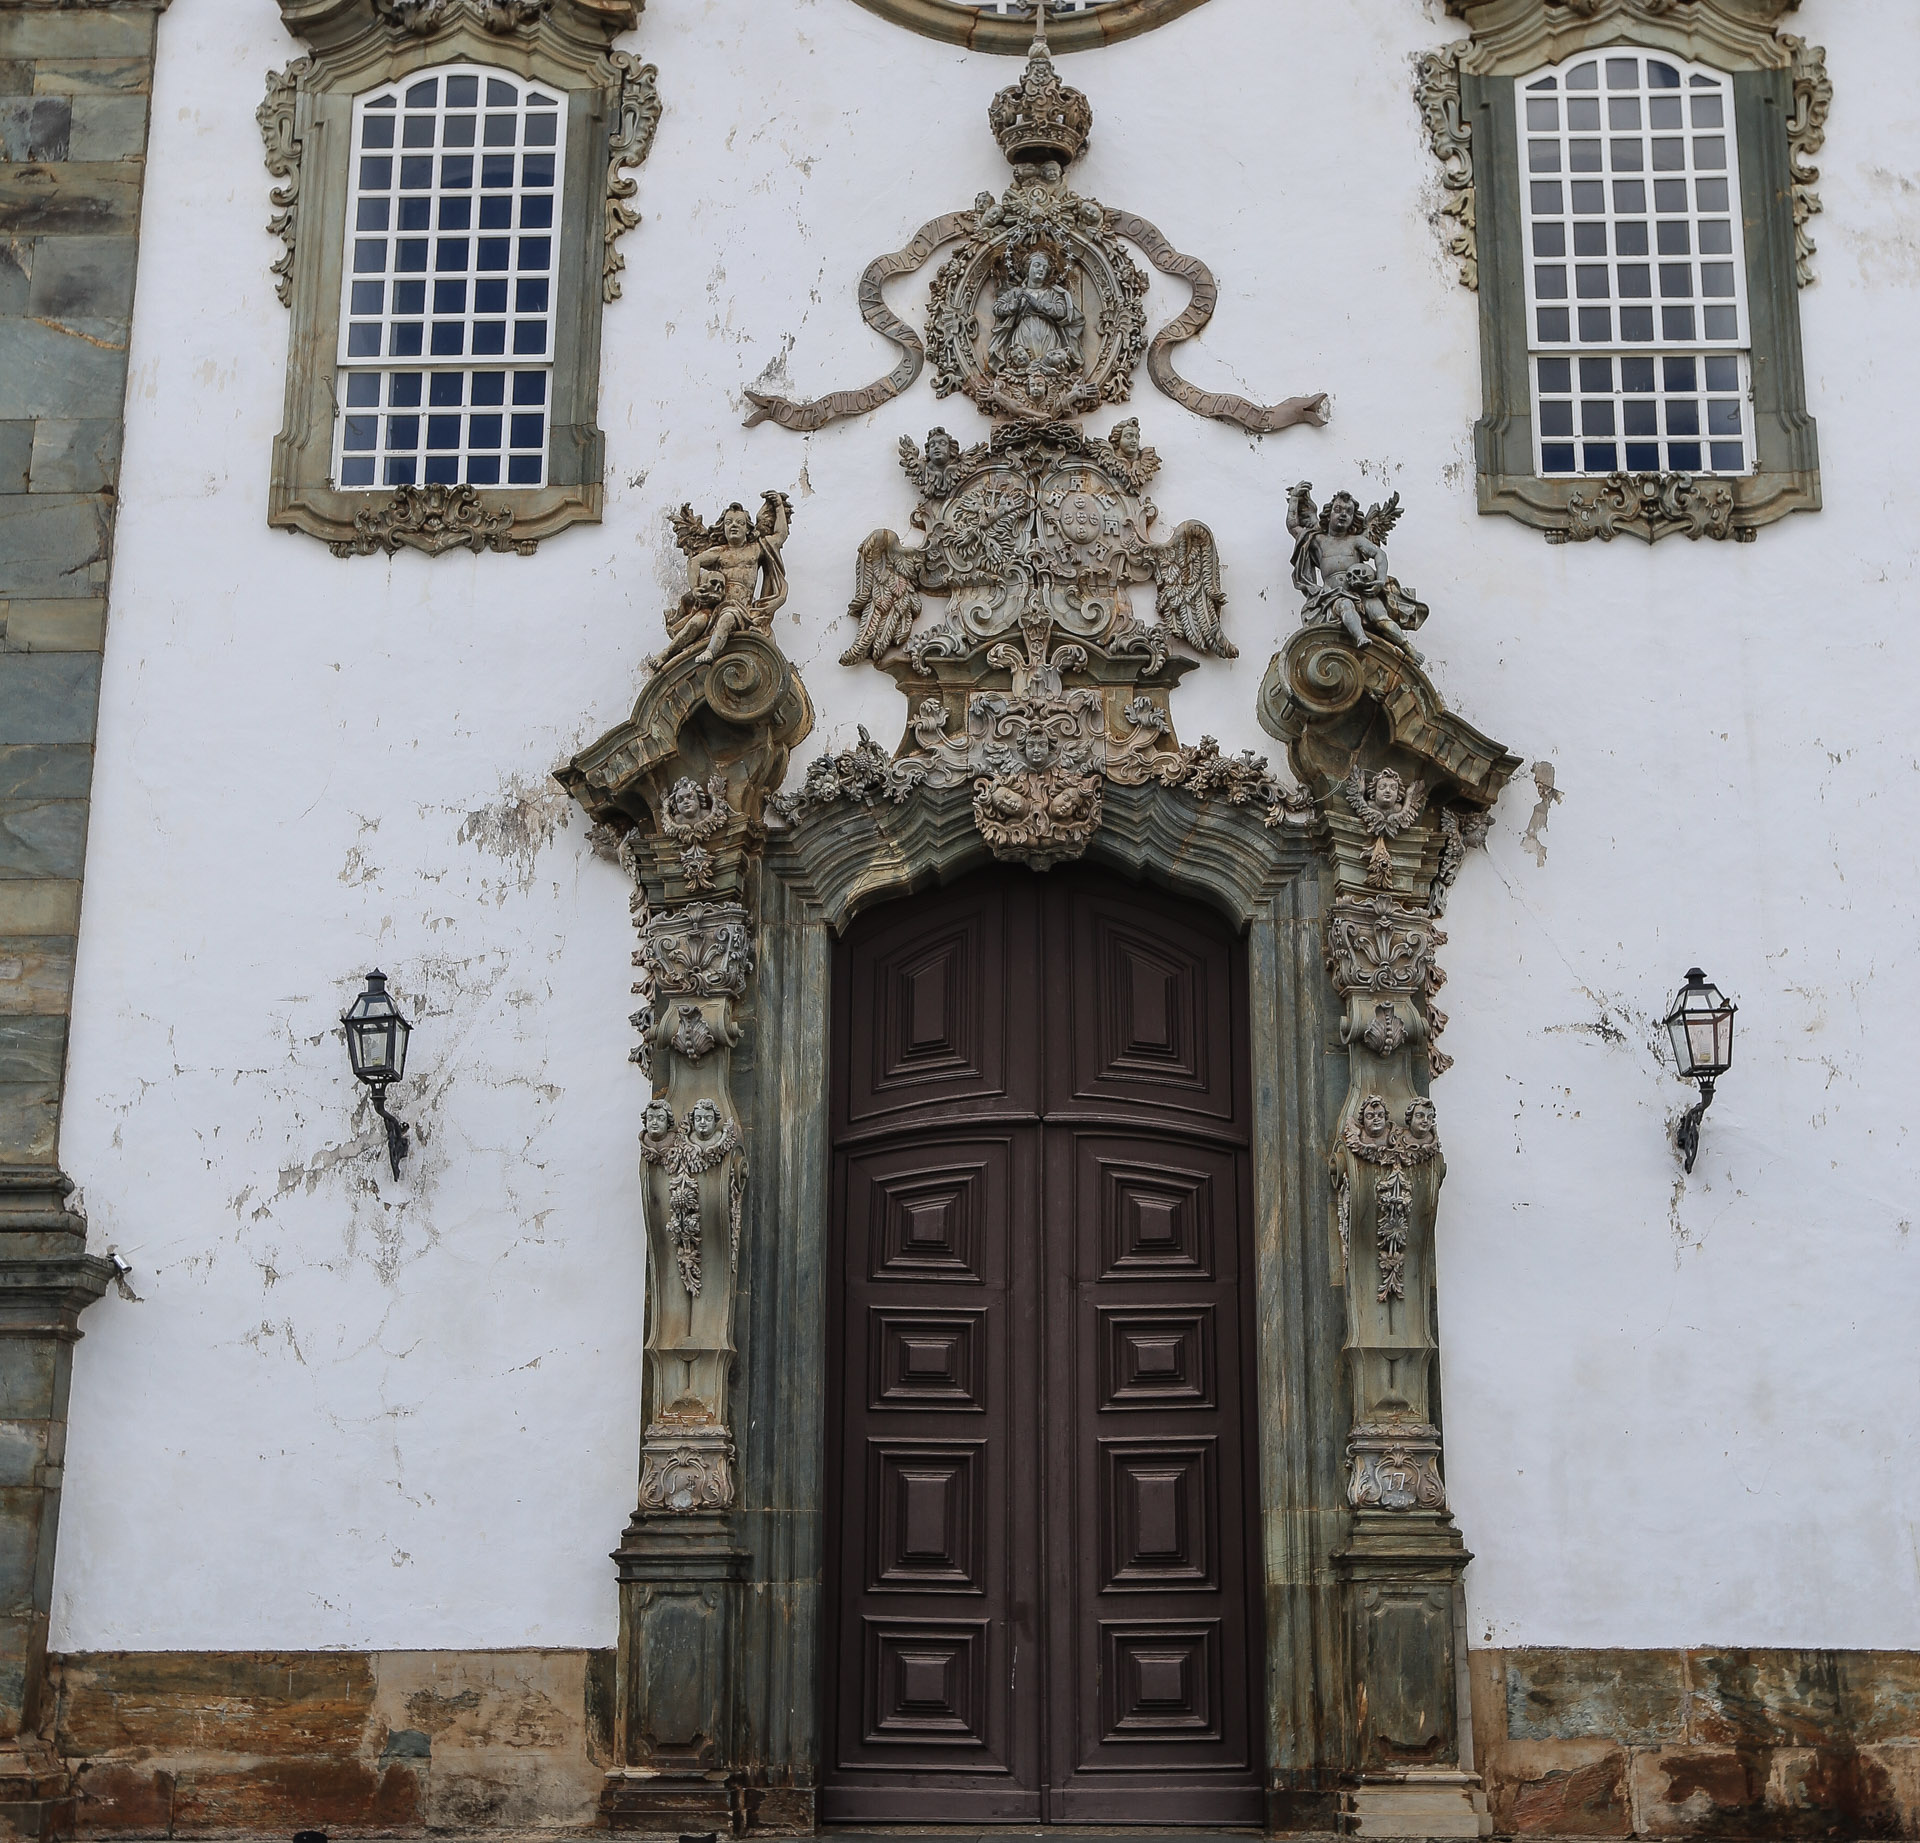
left=167, top=1760, right=422, bottom=1834
left=25, top=235, right=134, bottom=325
left=2, top=603, right=105, bottom=653
left=0, top=101, right=68, bottom=166
left=0, top=1340, right=63, bottom=1422
left=1840, top=1653, right=1920, bottom=1745
left=0, top=1019, right=62, bottom=1089
left=25, top=422, right=118, bottom=499
left=1506, top=1647, right=1689, bottom=1745
left=0, top=939, right=78, bottom=1018
left=0, top=804, right=85, bottom=883
left=0, top=1425, right=45, bottom=1492
left=0, top=16, right=154, bottom=62
left=0, top=657, right=96, bottom=748
left=0, top=430, right=27, bottom=498
left=0, top=883, right=76, bottom=935
left=0, top=168, right=139, bottom=240
left=1630, top=1746, right=1765, bottom=1837
left=0, top=496, right=108, bottom=598
left=0, top=1489, right=42, bottom=1619
left=64, top=95, right=144, bottom=165
left=0, top=1087, right=56, bottom=1164
left=1686, top=1648, right=1846, bottom=1749
left=30, top=64, right=147, bottom=100
left=0, top=748, right=90, bottom=804
left=0, top=243, right=26, bottom=317
left=1760, top=1744, right=1903, bottom=1838
left=1481, top=1736, right=1632, bottom=1835
left=70, top=1762, right=172, bottom=1835
left=0, top=68, right=30, bottom=103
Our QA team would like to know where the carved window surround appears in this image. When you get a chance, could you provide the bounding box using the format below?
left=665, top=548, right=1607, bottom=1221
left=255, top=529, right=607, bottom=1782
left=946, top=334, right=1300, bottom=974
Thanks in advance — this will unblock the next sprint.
left=847, top=0, right=1212, bottom=53
left=1418, top=0, right=1826, bottom=542
left=259, top=0, right=659, bottom=557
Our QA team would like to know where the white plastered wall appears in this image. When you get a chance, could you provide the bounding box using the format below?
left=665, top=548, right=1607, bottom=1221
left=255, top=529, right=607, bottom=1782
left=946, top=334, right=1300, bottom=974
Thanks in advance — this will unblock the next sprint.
left=54, top=0, right=1920, bottom=1653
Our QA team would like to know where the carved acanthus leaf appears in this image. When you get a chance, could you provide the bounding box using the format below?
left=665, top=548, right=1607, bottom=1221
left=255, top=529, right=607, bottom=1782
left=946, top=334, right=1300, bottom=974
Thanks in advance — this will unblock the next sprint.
left=639, top=902, right=753, bottom=999
left=603, top=51, right=662, bottom=303
left=327, top=483, right=532, bottom=558
left=1414, top=42, right=1476, bottom=290
left=1553, top=471, right=1743, bottom=546
left=1781, top=34, right=1830, bottom=288
left=256, top=60, right=309, bottom=309
left=1348, top=1422, right=1447, bottom=1513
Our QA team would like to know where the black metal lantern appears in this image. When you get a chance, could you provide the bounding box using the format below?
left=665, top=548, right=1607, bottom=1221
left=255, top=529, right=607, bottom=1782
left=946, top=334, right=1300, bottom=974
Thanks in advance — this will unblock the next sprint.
left=1662, top=967, right=1736, bottom=1173
left=342, top=970, right=412, bottom=1178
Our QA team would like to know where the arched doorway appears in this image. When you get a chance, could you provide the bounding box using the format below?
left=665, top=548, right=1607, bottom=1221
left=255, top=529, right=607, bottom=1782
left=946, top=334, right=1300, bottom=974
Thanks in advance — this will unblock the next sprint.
left=821, top=863, right=1265, bottom=1824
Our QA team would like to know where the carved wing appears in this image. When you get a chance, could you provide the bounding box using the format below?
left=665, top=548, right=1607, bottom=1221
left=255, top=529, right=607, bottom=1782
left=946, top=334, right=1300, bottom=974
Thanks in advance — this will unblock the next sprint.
left=1342, top=761, right=1381, bottom=829
left=1365, top=492, right=1406, bottom=546
left=1149, top=521, right=1234, bottom=659
left=897, top=434, right=927, bottom=493
left=669, top=503, right=721, bottom=556
left=1380, top=779, right=1430, bottom=836
left=842, top=528, right=926, bottom=666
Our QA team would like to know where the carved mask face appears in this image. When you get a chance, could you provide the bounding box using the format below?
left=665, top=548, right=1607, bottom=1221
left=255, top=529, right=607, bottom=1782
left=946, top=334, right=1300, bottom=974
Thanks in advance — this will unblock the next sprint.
left=689, top=1098, right=722, bottom=1138
left=1327, top=494, right=1361, bottom=535
left=1406, top=1099, right=1438, bottom=1141
left=1021, top=732, right=1055, bottom=768
left=642, top=1100, right=673, bottom=1139
left=1358, top=1095, right=1390, bottom=1139
left=722, top=508, right=751, bottom=544
left=926, top=429, right=956, bottom=464
left=1372, top=769, right=1404, bottom=808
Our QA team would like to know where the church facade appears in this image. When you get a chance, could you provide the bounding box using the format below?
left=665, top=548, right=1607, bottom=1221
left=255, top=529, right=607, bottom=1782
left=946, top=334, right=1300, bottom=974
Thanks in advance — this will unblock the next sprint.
left=0, top=0, right=1915, bottom=1836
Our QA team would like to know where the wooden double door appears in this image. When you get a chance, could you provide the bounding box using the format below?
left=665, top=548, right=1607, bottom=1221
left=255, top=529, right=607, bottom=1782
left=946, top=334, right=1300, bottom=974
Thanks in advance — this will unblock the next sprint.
left=824, top=865, right=1264, bottom=1824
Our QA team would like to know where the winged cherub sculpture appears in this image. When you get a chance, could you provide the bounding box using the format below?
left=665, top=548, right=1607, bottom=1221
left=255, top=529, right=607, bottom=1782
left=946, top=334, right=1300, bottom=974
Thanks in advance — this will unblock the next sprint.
left=649, top=491, right=792, bottom=672
left=1287, top=484, right=1430, bottom=665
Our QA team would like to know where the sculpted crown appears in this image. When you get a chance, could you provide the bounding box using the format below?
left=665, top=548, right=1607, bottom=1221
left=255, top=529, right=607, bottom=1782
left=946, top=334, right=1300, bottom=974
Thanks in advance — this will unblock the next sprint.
left=988, top=29, right=1093, bottom=169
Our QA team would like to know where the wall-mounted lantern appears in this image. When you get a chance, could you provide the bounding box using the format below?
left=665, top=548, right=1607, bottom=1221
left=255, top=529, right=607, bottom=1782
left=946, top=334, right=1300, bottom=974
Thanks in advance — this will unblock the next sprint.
left=342, top=969, right=413, bottom=1179
left=1663, top=967, right=1735, bottom=1174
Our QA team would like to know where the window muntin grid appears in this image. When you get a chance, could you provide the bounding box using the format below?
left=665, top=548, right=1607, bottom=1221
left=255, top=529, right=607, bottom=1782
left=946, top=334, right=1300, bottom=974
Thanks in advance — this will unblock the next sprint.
left=335, top=64, right=565, bottom=490
left=1517, top=49, right=1753, bottom=479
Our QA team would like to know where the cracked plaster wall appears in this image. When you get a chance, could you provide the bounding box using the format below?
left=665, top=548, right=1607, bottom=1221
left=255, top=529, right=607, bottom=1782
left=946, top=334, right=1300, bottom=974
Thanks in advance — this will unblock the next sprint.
left=50, top=0, right=1920, bottom=1654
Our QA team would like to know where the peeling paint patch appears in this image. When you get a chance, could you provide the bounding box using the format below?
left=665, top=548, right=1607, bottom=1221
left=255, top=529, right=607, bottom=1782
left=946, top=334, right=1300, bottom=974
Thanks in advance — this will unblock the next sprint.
left=1521, top=761, right=1561, bottom=867
left=454, top=777, right=570, bottom=898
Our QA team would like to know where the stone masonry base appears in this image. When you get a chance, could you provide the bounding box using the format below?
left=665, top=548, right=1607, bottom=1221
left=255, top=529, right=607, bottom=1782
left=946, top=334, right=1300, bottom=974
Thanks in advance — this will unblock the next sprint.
left=32, top=1647, right=1920, bottom=1837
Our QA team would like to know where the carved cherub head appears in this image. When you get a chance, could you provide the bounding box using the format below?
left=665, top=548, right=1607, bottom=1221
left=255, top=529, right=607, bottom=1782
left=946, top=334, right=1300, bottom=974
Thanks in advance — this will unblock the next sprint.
left=925, top=427, right=959, bottom=466
left=1356, top=1094, right=1392, bottom=1142
left=642, top=1099, right=674, bottom=1140
left=720, top=503, right=752, bottom=544
left=1020, top=730, right=1057, bottom=769
left=667, top=777, right=705, bottom=819
left=688, top=1097, right=723, bottom=1140
left=1372, top=768, right=1405, bottom=809
left=1405, top=1097, right=1438, bottom=1144
left=1110, top=418, right=1141, bottom=460
left=1326, top=492, right=1363, bottom=535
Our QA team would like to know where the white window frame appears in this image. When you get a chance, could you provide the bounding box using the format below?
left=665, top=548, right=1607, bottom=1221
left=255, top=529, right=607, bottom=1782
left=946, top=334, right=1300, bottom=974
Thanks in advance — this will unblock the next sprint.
left=1516, top=48, right=1755, bottom=480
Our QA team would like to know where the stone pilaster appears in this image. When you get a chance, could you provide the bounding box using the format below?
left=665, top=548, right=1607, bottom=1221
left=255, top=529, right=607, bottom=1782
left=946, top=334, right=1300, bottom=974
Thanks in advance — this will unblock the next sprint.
left=558, top=624, right=811, bottom=1831
left=1262, top=626, right=1519, bottom=1839
left=0, top=6, right=165, bottom=1831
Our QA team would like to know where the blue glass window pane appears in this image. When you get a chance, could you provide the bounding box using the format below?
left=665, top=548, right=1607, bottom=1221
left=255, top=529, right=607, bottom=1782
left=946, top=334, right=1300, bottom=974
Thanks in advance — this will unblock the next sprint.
left=482, top=154, right=514, bottom=188
left=510, top=412, right=544, bottom=446
left=467, top=455, right=501, bottom=485
left=447, top=75, right=478, bottom=107
left=1619, top=307, right=1654, bottom=340
left=1579, top=357, right=1612, bottom=390
left=395, top=240, right=428, bottom=272
left=487, top=78, right=516, bottom=105
left=1666, top=401, right=1699, bottom=436
left=507, top=454, right=542, bottom=484
left=442, top=115, right=476, bottom=148
left=1621, top=358, right=1655, bottom=392
left=405, top=78, right=437, bottom=107
left=515, top=278, right=548, bottom=313
left=343, top=415, right=378, bottom=451
left=1703, top=356, right=1738, bottom=392
left=1649, top=61, right=1680, bottom=87
left=389, top=322, right=423, bottom=356
left=512, top=372, right=546, bottom=404
left=1663, top=356, right=1697, bottom=391
left=523, top=154, right=554, bottom=187
left=1668, top=443, right=1702, bottom=470
left=423, top=454, right=458, bottom=483
left=1709, top=442, right=1743, bottom=470
left=429, top=373, right=463, bottom=406
left=438, top=197, right=472, bottom=231
left=436, top=239, right=470, bottom=271
left=402, top=115, right=434, bottom=148
left=360, top=116, right=394, bottom=150
left=1577, top=306, right=1611, bottom=340
left=1537, top=308, right=1570, bottom=341
left=351, top=281, right=383, bottom=314
left=1707, top=400, right=1741, bottom=435
left=472, top=322, right=507, bottom=355
left=1581, top=400, right=1615, bottom=436
left=341, top=457, right=376, bottom=487
left=430, top=322, right=464, bottom=355
left=387, top=415, right=419, bottom=447
left=475, top=279, right=508, bottom=313
left=517, top=237, right=550, bottom=270
left=520, top=195, right=553, bottom=230
left=398, top=196, right=430, bottom=231
left=1540, top=401, right=1574, bottom=437
left=400, top=156, right=433, bottom=189
left=468, top=413, right=503, bottom=448
left=512, top=320, right=547, bottom=354
left=393, top=279, right=425, bottom=313
left=470, top=372, right=506, bottom=405
left=1624, top=443, right=1661, bottom=470
left=1662, top=306, right=1695, bottom=339
left=360, top=157, right=392, bottom=189
left=441, top=155, right=473, bottom=190
left=427, top=415, right=460, bottom=449
left=346, top=323, right=381, bottom=356
left=1623, top=401, right=1657, bottom=436
left=479, top=196, right=512, bottom=229
left=1582, top=443, right=1617, bottom=471
left=356, top=198, right=390, bottom=231
left=1537, top=357, right=1571, bottom=393
left=1541, top=445, right=1576, bottom=473
left=433, top=279, right=467, bottom=313
left=478, top=239, right=510, bottom=271
left=524, top=113, right=557, bottom=146
left=353, top=239, right=387, bottom=273
left=388, top=372, right=422, bottom=406
left=346, top=373, right=381, bottom=407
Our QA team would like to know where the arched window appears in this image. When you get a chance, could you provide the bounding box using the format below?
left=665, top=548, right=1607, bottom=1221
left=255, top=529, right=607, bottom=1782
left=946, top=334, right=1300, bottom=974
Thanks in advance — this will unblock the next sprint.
left=337, top=65, right=566, bottom=492
left=1518, top=50, right=1751, bottom=480
left=848, top=0, right=1210, bottom=52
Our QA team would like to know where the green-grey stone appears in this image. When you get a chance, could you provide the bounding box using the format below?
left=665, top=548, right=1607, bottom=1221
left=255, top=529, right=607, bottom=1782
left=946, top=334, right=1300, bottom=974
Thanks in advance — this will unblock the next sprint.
left=0, top=801, right=85, bottom=881
left=0, top=1340, right=55, bottom=1422
left=0, top=748, right=89, bottom=803
left=0, top=241, right=28, bottom=317
left=0, top=13, right=154, bottom=61
left=0, top=98, right=69, bottom=165
left=0, top=1086, right=57, bottom=1164
left=0, top=654, right=98, bottom=744
left=66, top=93, right=145, bottom=164
left=0, top=425, right=28, bottom=496
left=0, top=496, right=108, bottom=597
left=0, top=165, right=141, bottom=238
left=27, top=60, right=150, bottom=97
left=0, top=1486, right=42, bottom=1619
left=0, top=1426, right=43, bottom=1492
left=0, top=67, right=31, bottom=102
left=24, top=234, right=134, bottom=323
left=28, top=421, right=118, bottom=495
left=0, top=1018, right=64, bottom=1087
left=0, top=321, right=125, bottom=420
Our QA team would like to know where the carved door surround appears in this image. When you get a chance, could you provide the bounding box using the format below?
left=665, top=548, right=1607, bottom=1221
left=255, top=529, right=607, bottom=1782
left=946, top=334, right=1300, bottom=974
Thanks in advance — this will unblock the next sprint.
left=559, top=605, right=1520, bottom=1833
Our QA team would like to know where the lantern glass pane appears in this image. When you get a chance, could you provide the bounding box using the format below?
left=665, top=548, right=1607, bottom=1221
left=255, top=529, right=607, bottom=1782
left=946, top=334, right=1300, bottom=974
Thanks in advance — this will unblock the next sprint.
left=1667, top=1013, right=1695, bottom=1075
left=1685, top=1015, right=1719, bottom=1070
left=359, top=1025, right=390, bottom=1072
left=389, top=1015, right=411, bottom=1079
left=1713, top=1008, right=1733, bottom=1066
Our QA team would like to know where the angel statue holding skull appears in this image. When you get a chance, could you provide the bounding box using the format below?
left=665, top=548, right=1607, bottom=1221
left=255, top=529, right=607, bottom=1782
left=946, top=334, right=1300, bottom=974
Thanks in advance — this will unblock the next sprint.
left=649, top=490, right=792, bottom=672
left=988, top=249, right=1086, bottom=397
left=1287, top=483, right=1430, bottom=665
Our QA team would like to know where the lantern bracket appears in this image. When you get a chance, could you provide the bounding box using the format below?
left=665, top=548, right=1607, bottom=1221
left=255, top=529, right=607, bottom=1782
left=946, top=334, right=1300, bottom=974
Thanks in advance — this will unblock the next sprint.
left=1676, top=1075, right=1715, bottom=1175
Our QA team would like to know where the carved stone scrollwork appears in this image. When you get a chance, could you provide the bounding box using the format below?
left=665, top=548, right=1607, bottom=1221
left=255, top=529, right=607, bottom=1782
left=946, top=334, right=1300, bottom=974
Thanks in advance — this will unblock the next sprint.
left=603, top=50, right=663, bottom=302
left=255, top=60, right=308, bottom=308
left=1554, top=471, right=1743, bottom=545
left=1782, top=34, right=1831, bottom=289
left=325, top=483, right=531, bottom=558
left=1414, top=42, right=1476, bottom=291
left=743, top=20, right=1326, bottom=438
left=1348, top=1422, right=1449, bottom=1513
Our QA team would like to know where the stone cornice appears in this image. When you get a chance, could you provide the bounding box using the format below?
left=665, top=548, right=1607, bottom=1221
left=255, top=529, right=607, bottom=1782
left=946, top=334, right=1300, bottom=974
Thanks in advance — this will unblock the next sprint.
left=1444, top=0, right=1799, bottom=75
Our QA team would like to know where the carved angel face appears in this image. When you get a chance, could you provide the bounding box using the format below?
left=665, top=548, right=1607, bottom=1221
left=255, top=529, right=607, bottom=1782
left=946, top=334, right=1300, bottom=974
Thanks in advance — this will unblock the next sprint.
left=1327, top=492, right=1362, bottom=535
left=688, top=1097, right=723, bottom=1139
left=1405, top=1098, right=1438, bottom=1142
left=721, top=506, right=752, bottom=544
left=642, top=1099, right=674, bottom=1139
left=1357, top=1095, right=1391, bottom=1140
left=1111, top=418, right=1141, bottom=459
left=667, top=778, right=703, bottom=817
left=1020, top=731, right=1057, bottom=769
left=1372, top=768, right=1404, bottom=809
left=925, top=428, right=957, bottom=465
